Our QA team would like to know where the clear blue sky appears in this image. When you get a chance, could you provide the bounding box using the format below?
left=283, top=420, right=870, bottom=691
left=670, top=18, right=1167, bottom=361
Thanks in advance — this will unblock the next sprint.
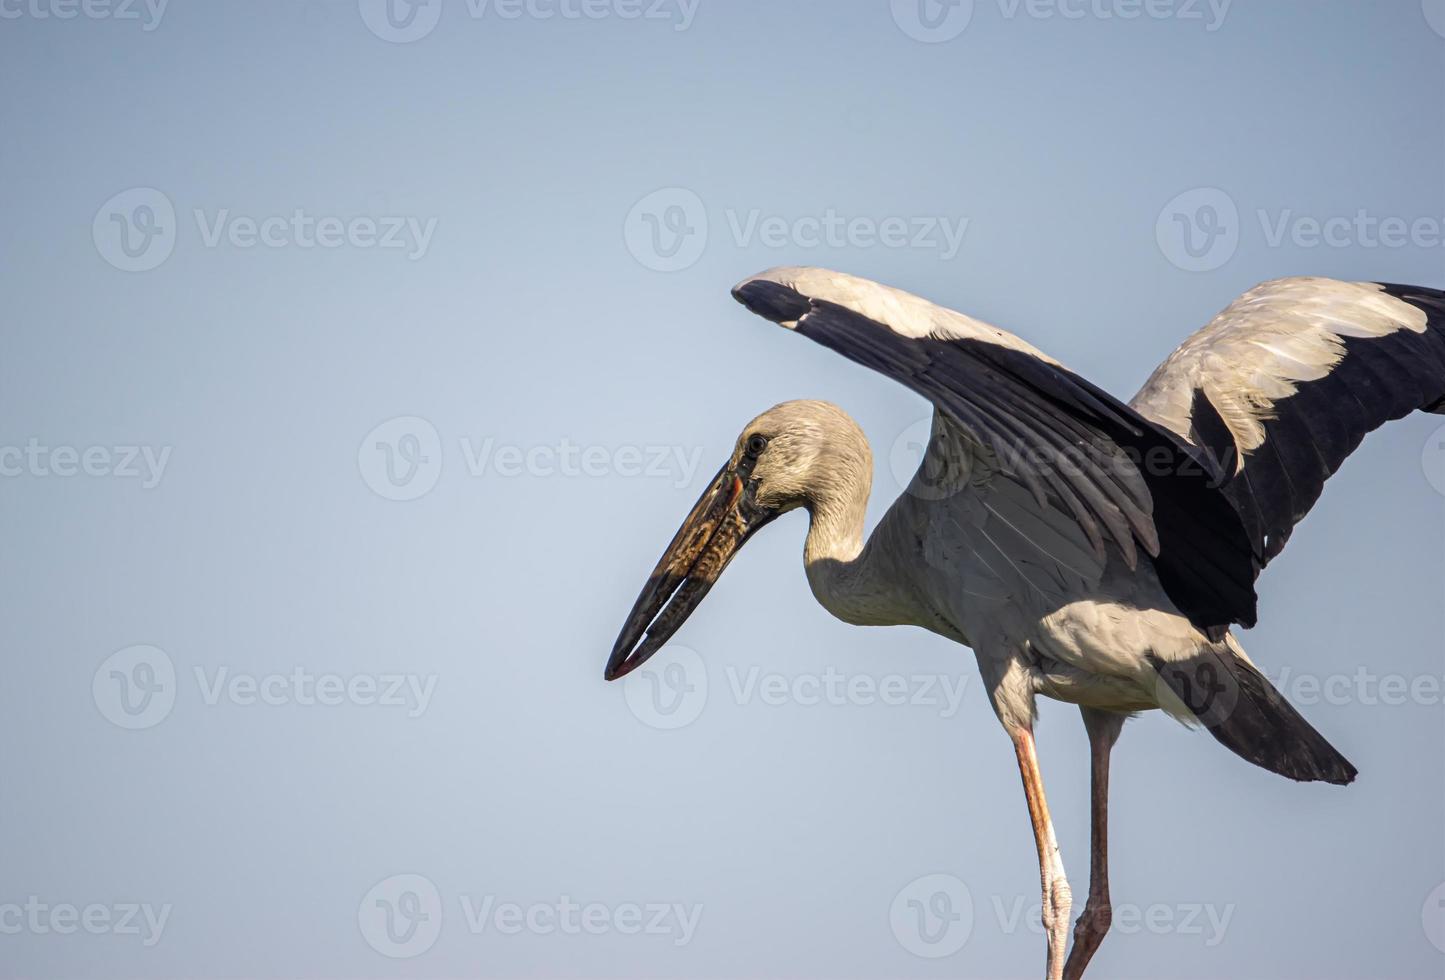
left=1, top=1, right=1442, bottom=977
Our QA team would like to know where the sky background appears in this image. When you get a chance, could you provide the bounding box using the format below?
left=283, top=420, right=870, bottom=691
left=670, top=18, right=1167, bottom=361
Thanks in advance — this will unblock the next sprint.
left=2, top=1, right=1443, bottom=977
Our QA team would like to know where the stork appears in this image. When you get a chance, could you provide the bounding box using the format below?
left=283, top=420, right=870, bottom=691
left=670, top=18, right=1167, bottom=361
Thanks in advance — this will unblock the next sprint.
left=604, top=267, right=1445, bottom=979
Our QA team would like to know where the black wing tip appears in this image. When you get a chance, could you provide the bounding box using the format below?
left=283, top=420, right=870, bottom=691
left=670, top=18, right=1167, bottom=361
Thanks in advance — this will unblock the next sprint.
left=1374, top=281, right=1445, bottom=303
left=732, top=280, right=811, bottom=325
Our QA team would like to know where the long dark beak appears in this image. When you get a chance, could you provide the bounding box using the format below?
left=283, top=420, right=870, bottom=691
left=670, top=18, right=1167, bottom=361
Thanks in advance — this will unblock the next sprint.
left=604, top=460, right=778, bottom=681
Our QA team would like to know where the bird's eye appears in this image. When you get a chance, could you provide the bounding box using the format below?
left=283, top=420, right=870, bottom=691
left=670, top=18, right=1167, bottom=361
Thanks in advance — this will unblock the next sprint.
left=745, top=434, right=769, bottom=457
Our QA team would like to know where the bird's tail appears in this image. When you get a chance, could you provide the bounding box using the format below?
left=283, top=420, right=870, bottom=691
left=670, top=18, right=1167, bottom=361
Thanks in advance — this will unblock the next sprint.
left=1150, top=640, right=1358, bottom=785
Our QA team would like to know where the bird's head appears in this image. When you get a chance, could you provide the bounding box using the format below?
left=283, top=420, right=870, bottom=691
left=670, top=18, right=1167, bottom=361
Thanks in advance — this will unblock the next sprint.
left=604, top=400, right=869, bottom=681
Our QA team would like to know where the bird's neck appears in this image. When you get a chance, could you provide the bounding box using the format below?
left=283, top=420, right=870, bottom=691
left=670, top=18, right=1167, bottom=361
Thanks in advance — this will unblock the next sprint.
left=803, top=490, right=867, bottom=567
left=802, top=481, right=900, bottom=627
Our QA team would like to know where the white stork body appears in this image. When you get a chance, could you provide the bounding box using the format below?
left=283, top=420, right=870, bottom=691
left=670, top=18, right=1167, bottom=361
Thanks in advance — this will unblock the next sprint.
left=736, top=267, right=1440, bottom=733
left=791, top=405, right=1185, bottom=714
left=606, top=266, right=1445, bottom=979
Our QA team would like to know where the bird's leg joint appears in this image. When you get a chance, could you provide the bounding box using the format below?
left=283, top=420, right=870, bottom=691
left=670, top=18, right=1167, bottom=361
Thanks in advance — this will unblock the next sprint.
left=1071, top=898, right=1111, bottom=944
left=1043, top=874, right=1073, bottom=930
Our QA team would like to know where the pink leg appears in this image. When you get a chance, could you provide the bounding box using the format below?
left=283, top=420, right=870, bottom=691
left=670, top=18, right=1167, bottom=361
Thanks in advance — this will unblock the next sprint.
left=1063, top=708, right=1124, bottom=980
left=1011, top=727, right=1072, bottom=980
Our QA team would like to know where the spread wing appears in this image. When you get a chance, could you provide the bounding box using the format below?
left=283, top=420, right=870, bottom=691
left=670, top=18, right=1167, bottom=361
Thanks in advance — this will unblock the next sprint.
left=732, top=265, right=1258, bottom=634
left=1132, top=277, right=1445, bottom=569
